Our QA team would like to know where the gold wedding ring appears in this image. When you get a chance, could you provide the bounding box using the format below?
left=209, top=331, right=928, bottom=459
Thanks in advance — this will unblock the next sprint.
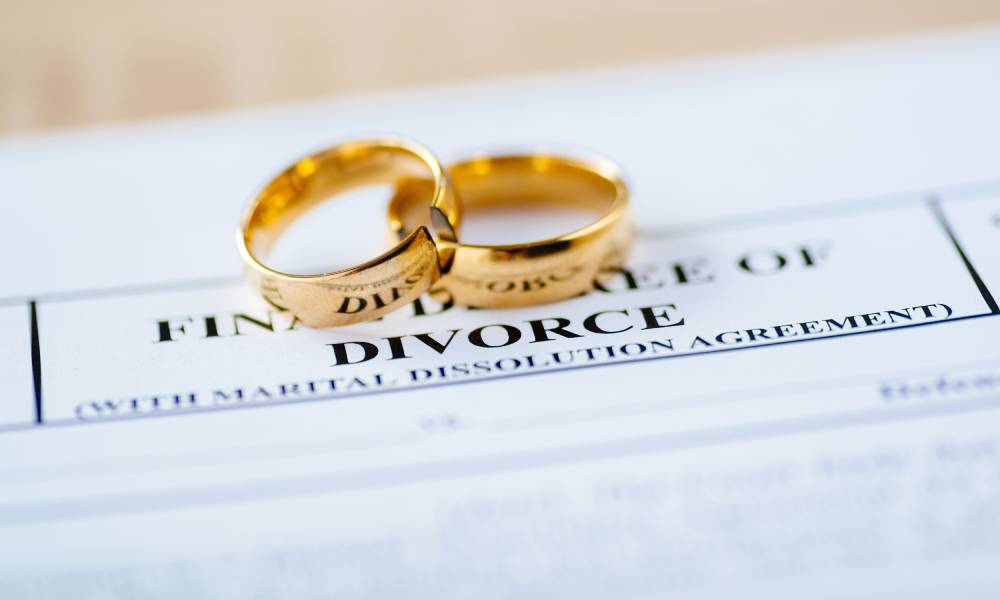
left=238, top=138, right=460, bottom=327
left=389, top=153, right=632, bottom=307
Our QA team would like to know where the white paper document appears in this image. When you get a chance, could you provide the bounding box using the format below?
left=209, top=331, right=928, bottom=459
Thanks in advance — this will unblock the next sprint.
left=2, top=27, right=1000, bottom=599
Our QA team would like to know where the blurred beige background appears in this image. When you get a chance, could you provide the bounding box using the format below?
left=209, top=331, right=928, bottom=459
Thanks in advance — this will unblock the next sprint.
left=3, top=0, right=999, bottom=134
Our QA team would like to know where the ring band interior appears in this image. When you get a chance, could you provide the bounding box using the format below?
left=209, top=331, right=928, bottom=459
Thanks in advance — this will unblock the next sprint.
left=392, top=155, right=622, bottom=245
left=452, top=155, right=620, bottom=216
left=245, top=144, right=439, bottom=273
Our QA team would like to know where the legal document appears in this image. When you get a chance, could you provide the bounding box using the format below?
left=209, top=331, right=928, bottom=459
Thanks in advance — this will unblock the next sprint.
left=2, top=27, right=1000, bottom=599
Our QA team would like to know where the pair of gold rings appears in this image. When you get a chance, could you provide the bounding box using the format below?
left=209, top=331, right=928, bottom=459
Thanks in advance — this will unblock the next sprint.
left=237, top=138, right=633, bottom=327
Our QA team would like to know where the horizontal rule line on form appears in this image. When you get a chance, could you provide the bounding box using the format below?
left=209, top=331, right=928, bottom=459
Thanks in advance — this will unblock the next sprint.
left=2, top=392, right=999, bottom=527
left=0, top=176, right=998, bottom=308
left=1, top=311, right=996, bottom=435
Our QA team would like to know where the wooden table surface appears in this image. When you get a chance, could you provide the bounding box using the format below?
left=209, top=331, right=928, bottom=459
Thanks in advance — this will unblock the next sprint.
left=2, top=0, right=998, bottom=134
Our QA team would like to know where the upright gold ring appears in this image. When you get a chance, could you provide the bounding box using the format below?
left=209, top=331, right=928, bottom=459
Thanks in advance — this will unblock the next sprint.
left=389, top=153, right=632, bottom=307
left=237, top=138, right=460, bottom=327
